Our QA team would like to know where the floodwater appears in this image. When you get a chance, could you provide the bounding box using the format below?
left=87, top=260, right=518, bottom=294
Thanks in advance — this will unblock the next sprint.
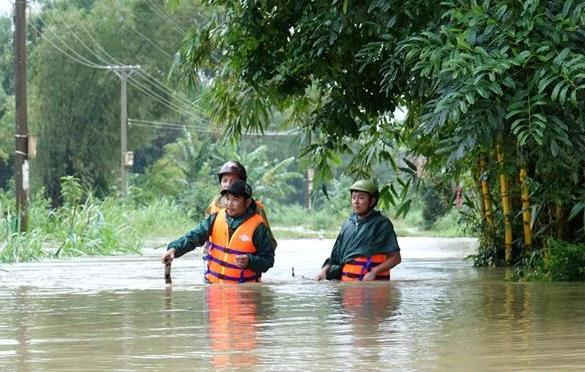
left=1, top=237, right=585, bottom=371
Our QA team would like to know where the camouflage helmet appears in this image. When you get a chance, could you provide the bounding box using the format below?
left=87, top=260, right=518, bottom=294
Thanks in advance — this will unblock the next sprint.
left=349, top=179, right=379, bottom=198
left=217, top=160, right=247, bottom=183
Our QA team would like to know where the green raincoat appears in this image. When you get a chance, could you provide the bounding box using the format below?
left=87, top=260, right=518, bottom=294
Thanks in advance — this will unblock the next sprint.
left=324, top=210, right=400, bottom=280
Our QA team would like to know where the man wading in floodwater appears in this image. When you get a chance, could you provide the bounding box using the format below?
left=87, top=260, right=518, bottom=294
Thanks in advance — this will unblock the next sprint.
left=316, top=179, right=401, bottom=281
left=208, top=161, right=276, bottom=248
left=162, top=180, right=276, bottom=283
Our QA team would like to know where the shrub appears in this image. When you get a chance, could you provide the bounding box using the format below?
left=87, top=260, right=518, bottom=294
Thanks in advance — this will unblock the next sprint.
left=542, top=239, right=585, bottom=281
left=516, top=239, right=585, bottom=281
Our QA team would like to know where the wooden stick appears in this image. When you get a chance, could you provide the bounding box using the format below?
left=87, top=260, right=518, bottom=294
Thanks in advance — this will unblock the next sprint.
left=164, top=261, right=172, bottom=285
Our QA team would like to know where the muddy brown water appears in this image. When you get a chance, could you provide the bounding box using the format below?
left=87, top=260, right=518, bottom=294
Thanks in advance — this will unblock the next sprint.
left=2, top=237, right=585, bottom=371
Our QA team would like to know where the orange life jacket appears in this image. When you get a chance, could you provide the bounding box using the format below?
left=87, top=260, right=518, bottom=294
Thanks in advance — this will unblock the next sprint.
left=205, top=209, right=264, bottom=284
left=341, top=254, right=390, bottom=281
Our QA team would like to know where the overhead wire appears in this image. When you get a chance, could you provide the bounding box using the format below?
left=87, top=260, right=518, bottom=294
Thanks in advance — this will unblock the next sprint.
left=31, top=0, right=287, bottom=139
left=74, top=8, right=174, bottom=65
left=128, top=118, right=216, bottom=133
left=134, top=70, right=206, bottom=115
left=143, top=0, right=185, bottom=34
left=35, top=1, right=208, bottom=122
left=128, top=77, right=210, bottom=124
left=47, top=3, right=207, bottom=120
left=128, top=118, right=297, bottom=137
left=128, top=26, right=173, bottom=59
left=74, top=18, right=125, bottom=65
left=29, top=14, right=109, bottom=69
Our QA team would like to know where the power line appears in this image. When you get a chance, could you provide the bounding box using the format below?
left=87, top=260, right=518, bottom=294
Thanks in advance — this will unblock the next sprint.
left=29, top=17, right=109, bottom=69
left=144, top=0, right=185, bottom=34
left=128, top=118, right=215, bottom=133
left=129, top=118, right=298, bottom=137
left=134, top=70, right=206, bottom=116
left=40, top=5, right=205, bottom=120
left=128, top=25, right=173, bottom=59
left=127, top=74, right=207, bottom=121
left=33, top=7, right=206, bottom=121
left=75, top=20, right=125, bottom=65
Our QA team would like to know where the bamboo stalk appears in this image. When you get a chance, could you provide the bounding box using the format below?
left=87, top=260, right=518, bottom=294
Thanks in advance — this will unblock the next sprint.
left=496, top=138, right=513, bottom=263
left=519, top=167, right=532, bottom=251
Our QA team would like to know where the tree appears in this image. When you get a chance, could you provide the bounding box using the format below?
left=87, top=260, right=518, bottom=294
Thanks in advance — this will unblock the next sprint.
left=29, top=0, right=204, bottom=204
left=177, top=0, right=437, bottom=146
left=0, top=15, right=14, bottom=189
left=177, top=0, right=585, bottom=267
left=403, top=0, right=585, bottom=263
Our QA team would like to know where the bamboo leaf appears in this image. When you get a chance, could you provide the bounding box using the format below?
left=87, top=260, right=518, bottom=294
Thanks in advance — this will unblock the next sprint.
left=559, top=85, right=570, bottom=104
left=551, top=81, right=564, bottom=101
left=538, top=75, right=557, bottom=93
left=403, top=158, right=418, bottom=172
left=550, top=139, right=559, bottom=157
left=554, top=48, right=570, bottom=64
left=569, top=202, right=585, bottom=221
left=395, top=199, right=412, bottom=219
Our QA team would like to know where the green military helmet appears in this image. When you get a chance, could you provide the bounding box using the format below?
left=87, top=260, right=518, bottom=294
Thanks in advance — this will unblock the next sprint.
left=349, top=179, right=379, bottom=198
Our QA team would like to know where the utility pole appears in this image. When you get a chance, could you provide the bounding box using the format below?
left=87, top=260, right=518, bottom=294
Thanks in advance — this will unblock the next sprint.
left=106, top=65, right=140, bottom=197
left=14, top=0, right=28, bottom=232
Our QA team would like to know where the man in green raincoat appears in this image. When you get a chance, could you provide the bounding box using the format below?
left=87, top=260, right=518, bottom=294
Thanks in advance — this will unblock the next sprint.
left=316, top=180, right=401, bottom=281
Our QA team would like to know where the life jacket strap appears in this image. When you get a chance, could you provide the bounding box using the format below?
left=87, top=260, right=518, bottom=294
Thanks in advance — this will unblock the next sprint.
left=341, top=271, right=390, bottom=280
left=206, top=269, right=260, bottom=283
left=208, top=241, right=249, bottom=255
left=204, top=254, right=244, bottom=270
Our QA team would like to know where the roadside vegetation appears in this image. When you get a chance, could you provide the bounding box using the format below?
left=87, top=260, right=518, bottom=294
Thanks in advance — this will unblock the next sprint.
left=1, top=169, right=464, bottom=263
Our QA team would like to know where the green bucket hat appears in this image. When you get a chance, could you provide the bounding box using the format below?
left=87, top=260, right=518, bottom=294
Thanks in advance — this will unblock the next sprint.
left=349, top=179, right=379, bottom=198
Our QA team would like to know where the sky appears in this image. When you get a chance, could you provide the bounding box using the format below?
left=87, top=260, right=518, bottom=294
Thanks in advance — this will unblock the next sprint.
left=0, top=1, right=14, bottom=16
left=0, top=1, right=41, bottom=17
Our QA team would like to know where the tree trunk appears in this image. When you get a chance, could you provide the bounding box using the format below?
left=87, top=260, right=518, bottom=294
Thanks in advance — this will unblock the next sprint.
left=496, top=137, right=513, bottom=264
left=555, top=203, right=566, bottom=240
left=479, top=155, right=494, bottom=228
left=519, top=167, right=532, bottom=252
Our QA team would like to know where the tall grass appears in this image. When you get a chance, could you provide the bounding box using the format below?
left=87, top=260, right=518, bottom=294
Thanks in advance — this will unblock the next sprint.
left=121, top=197, right=195, bottom=238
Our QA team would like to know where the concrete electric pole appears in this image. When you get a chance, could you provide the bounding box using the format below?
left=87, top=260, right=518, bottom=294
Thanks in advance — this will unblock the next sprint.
left=14, top=0, right=28, bottom=232
left=106, top=65, right=140, bottom=197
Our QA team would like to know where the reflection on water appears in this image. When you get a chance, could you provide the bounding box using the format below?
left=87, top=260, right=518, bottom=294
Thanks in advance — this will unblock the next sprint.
left=205, top=285, right=273, bottom=369
left=338, top=283, right=401, bottom=369
left=1, top=238, right=585, bottom=371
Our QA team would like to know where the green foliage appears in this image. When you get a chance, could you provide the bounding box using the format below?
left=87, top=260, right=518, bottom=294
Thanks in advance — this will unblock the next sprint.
left=0, top=15, right=12, bottom=96
left=177, top=0, right=437, bottom=191
left=132, top=128, right=307, bottom=221
left=516, top=239, right=585, bottom=281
